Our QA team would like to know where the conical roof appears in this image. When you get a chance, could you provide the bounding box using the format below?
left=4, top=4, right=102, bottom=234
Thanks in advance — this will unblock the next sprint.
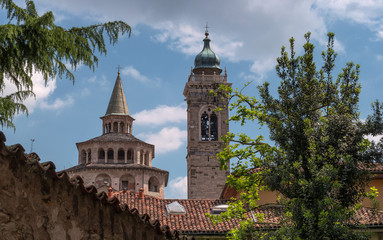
left=105, top=73, right=129, bottom=116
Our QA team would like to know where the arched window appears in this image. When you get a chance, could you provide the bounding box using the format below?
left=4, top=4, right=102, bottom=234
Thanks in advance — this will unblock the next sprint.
left=81, top=150, right=86, bottom=164
left=201, top=109, right=218, bottom=141
left=127, top=149, right=134, bottom=164
left=104, top=124, right=108, bottom=134
left=118, top=149, right=124, bottom=163
left=120, top=174, right=135, bottom=191
left=144, top=152, right=149, bottom=166
left=87, top=149, right=91, bottom=163
left=120, top=122, right=125, bottom=133
left=98, top=148, right=105, bottom=163
left=140, top=150, right=144, bottom=165
left=113, top=122, right=118, bottom=133
left=108, top=123, right=111, bottom=133
left=95, top=174, right=111, bottom=188
left=107, top=149, right=114, bottom=163
left=148, top=176, right=159, bottom=192
left=210, top=113, right=218, bottom=140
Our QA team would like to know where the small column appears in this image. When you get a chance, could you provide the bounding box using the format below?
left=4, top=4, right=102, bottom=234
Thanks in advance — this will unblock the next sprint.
left=137, top=150, right=140, bottom=164
left=125, top=150, right=128, bottom=163
left=104, top=150, right=107, bottom=164
left=114, top=148, right=117, bottom=163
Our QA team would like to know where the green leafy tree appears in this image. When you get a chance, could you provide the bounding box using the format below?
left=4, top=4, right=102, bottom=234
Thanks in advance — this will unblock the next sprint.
left=0, top=0, right=131, bottom=129
left=213, top=32, right=383, bottom=239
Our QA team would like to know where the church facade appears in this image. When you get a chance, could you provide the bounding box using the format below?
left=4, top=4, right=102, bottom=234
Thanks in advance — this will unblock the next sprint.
left=65, top=72, right=169, bottom=198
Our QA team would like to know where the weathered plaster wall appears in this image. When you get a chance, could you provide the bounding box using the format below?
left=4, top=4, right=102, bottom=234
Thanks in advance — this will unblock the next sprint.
left=0, top=133, right=176, bottom=240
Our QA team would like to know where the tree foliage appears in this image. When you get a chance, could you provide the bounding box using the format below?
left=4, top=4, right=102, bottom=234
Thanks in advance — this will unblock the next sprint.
left=0, top=0, right=131, bottom=129
left=213, top=32, right=383, bottom=239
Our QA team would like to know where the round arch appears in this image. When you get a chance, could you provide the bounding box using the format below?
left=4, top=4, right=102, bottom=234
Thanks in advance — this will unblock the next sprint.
left=127, top=148, right=134, bottom=164
left=98, top=148, right=105, bottom=163
left=148, top=176, right=160, bottom=192
left=80, top=150, right=86, bottom=164
left=120, top=174, right=135, bottom=191
left=107, top=148, right=114, bottom=163
left=95, top=173, right=111, bottom=188
left=118, top=148, right=125, bottom=163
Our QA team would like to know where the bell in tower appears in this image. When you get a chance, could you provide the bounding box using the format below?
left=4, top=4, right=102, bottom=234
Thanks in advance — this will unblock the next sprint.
left=183, top=30, right=231, bottom=199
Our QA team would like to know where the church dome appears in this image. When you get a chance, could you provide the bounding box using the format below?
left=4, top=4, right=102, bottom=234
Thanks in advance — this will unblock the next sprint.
left=193, top=31, right=222, bottom=74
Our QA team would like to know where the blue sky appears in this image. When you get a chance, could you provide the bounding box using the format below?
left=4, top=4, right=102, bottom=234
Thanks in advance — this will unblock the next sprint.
left=2, top=0, right=383, bottom=199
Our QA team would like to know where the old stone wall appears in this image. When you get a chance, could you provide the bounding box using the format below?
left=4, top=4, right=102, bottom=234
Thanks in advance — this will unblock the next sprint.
left=0, top=133, right=176, bottom=240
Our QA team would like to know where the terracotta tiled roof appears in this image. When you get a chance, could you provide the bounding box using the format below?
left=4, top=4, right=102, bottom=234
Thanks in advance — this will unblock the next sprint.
left=364, top=163, right=383, bottom=173
left=115, top=191, right=236, bottom=234
left=353, top=207, right=383, bottom=227
left=115, top=191, right=283, bottom=234
left=116, top=190, right=383, bottom=235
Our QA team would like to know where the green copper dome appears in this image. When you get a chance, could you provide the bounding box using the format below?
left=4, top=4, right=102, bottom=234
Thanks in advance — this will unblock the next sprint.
left=194, top=32, right=222, bottom=73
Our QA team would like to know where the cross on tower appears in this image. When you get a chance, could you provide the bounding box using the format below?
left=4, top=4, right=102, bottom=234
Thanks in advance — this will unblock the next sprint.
left=117, top=65, right=121, bottom=75
left=204, top=22, right=209, bottom=38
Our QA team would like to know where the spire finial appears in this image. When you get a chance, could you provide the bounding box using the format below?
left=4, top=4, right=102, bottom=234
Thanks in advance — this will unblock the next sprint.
left=205, top=22, right=209, bottom=38
left=117, top=65, right=121, bottom=75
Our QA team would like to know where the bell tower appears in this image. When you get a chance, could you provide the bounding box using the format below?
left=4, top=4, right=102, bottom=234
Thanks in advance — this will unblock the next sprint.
left=184, top=31, right=231, bottom=199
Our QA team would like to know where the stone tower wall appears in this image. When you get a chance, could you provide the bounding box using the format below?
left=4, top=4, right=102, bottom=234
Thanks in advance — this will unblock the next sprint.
left=184, top=76, right=231, bottom=199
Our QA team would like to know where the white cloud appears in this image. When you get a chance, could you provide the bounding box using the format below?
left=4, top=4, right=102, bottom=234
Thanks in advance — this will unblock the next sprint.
left=64, top=62, right=83, bottom=71
left=377, top=55, right=383, bottom=61
left=250, top=57, right=275, bottom=80
left=365, top=134, right=383, bottom=143
left=34, top=0, right=329, bottom=77
left=166, top=176, right=187, bottom=199
left=1, top=71, right=73, bottom=113
left=39, top=96, right=74, bottom=110
left=87, top=75, right=110, bottom=90
left=313, top=0, right=383, bottom=40
left=34, top=0, right=383, bottom=76
left=121, top=66, right=159, bottom=85
left=80, top=88, right=91, bottom=97
left=138, top=127, right=187, bottom=154
left=133, top=104, right=186, bottom=126
left=87, top=76, right=97, bottom=83
left=238, top=72, right=262, bottom=84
